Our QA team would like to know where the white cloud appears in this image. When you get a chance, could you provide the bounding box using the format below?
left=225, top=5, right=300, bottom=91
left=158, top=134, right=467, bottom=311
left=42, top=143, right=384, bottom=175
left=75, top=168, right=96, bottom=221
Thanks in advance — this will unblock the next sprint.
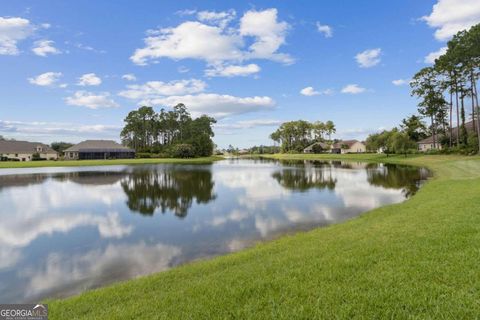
left=239, top=8, right=292, bottom=64
left=205, top=63, right=260, bottom=77
left=77, top=73, right=102, bottom=86
left=121, top=74, right=136, bottom=81
left=300, top=86, right=333, bottom=96
left=131, top=8, right=292, bottom=70
left=28, top=72, right=62, bottom=86
left=131, top=21, right=243, bottom=65
left=355, top=48, right=382, bottom=68
left=118, top=79, right=206, bottom=99
left=0, top=119, right=121, bottom=141
left=422, top=0, right=480, bottom=41
left=0, top=17, right=34, bottom=55
left=424, top=46, right=447, bottom=64
left=65, top=91, right=118, bottom=109
left=392, top=79, right=410, bottom=86
left=300, top=86, right=319, bottom=96
left=197, top=10, right=236, bottom=28
left=32, top=39, right=60, bottom=56
left=341, top=84, right=366, bottom=94
left=143, top=93, right=275, bottom=118
left=316, top=22, right=333, bottom=38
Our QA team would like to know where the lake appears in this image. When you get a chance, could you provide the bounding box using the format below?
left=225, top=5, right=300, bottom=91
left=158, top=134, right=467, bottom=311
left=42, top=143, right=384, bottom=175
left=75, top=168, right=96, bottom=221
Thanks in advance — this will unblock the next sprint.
left=0, top=158, right=429, bottom=302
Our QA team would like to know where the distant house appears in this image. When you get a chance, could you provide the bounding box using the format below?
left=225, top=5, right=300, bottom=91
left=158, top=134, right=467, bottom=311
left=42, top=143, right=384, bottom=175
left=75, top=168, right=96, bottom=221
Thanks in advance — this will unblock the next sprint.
left=417, top=136, right=443, bottom=152
left=331, top=140, right=366, bottom=154
left=418, top=120, right=477, bottom=152
left=64, top=140, right=135, bottom=160
left=0, top=140, right=58, bottom=161
left=303, top=142, right=329, bottom=153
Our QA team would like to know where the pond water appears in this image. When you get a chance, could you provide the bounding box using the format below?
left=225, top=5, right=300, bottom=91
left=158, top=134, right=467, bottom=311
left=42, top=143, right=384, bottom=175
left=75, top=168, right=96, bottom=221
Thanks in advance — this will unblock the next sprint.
left=0, top=159, right=429, bottom=303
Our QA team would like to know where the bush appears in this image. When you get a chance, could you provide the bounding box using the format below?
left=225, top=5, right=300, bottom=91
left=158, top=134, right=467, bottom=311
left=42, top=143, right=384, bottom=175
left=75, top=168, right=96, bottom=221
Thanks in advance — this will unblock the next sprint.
left=169, top=144, right=196, bottom=158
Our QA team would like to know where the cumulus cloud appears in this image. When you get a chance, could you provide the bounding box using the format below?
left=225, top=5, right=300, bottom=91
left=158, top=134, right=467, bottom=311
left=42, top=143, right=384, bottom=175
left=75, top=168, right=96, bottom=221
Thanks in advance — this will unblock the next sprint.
left=32, top=39, right=60, bottom=56
left=118, top=79, right=206, bottom=99
left=28, top=72, right=62, bottom=86
left=121, top=74, right=136, bottom=81
left=65, top=91, right=118, bottom=109
left=316, top=22, right=333, bottom=38
left=300, top=86, right=319, bottom=96
left=392, top=79, right=410, bottom=86
left=341, top=84, right=366, bottom=94
left=424, top=46, right=447, bottom=64
left=355, top=48, right=382, bottom=68
left=77, top=73, right=102, bottom=86
left=205, top=63, right=260, bottom=77
left=300, top=86, right=333, bottom=96
left=239, top=8, right=292, bottom=63
left=130, top=8, right=292, bottom=72
left=0, top=17, right=34, bottom=55
left=422, top=0, right=480, bottom=41
left=142, top=93, right=275, bottom=118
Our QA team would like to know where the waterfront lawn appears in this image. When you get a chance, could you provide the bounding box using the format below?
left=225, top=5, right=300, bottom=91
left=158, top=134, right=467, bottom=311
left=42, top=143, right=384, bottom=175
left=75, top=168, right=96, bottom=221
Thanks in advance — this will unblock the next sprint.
left=0, top=156, right=223, bottom=169
left=48, top=154, right=480, bottom=319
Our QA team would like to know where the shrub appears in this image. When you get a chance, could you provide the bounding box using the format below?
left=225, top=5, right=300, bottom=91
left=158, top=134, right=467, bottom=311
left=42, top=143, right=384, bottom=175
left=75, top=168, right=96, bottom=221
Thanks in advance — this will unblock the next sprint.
left=169, top=144, right=195, bottom=158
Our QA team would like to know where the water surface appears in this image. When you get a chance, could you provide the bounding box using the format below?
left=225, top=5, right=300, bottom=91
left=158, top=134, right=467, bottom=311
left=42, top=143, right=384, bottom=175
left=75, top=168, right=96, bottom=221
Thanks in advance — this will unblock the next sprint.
left=0, top=159, right=429, bottom=302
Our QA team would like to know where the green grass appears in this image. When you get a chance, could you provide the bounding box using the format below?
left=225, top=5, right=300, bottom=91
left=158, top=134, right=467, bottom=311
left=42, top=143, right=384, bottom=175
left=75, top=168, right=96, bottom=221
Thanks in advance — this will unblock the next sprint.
left=48, top=154, right=480, bottom=319
left=0, top=156, right=223, bottom=169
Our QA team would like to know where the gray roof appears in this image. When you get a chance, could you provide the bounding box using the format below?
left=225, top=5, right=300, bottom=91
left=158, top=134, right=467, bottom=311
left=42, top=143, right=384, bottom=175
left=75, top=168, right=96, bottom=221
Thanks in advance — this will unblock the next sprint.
left=304, top=142, right=329, bottom=151
left=418, top=120, right=477, bottom=144
left=0, top=140, right=57, bottom=154
left=65, top=140, right=134, bottom=152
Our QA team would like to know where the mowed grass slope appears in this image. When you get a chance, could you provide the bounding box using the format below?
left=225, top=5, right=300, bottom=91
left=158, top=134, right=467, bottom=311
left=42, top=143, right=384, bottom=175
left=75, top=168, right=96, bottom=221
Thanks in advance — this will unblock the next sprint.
left=0, top=156, right=223, bottom=169
left=49, top=155, right=480, bottom=319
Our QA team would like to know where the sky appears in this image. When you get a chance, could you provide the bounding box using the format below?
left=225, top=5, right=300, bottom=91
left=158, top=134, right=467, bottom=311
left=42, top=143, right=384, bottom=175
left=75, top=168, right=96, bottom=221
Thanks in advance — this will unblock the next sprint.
left=1, top=0, right=480, bottom=148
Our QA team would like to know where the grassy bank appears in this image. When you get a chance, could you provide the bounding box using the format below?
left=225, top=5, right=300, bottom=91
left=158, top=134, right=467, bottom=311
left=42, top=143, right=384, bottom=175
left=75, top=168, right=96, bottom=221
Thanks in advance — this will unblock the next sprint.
left=49, top=154, right=480, bottom=319
left=0, top=156, right=223, bottom=169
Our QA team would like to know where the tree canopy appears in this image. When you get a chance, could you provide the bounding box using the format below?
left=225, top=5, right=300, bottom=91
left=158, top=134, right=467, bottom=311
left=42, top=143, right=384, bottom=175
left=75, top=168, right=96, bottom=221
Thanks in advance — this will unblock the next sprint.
left=121, top=104, right=216, bottom=157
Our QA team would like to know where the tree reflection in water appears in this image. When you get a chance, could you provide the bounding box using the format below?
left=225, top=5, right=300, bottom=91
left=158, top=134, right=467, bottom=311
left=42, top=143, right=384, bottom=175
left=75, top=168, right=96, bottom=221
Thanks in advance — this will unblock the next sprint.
left=121, top=166, right=216, bottom=217
left=272, top=163, right=337, bottom=192
left=366, top=163, right=430, bottom=197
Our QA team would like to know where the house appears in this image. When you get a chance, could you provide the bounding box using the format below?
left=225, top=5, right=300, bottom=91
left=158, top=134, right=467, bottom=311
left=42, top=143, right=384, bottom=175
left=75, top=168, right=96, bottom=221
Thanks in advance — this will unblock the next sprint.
left=64, top=140, right=135, bottom=160
left=331, top=140, right=366, bottom=154
left=417, top=120, right=477, bottom=152
left=417, top=136, right=443, bottom=152
left=0, top=140, right=58, bottom=161
left=303, top=142, right=330, bottom=153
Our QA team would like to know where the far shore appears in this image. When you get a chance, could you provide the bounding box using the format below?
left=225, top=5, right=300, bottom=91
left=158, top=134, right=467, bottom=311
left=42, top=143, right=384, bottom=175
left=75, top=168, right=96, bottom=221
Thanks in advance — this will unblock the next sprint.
left=0, top=156, right=224, bottom=169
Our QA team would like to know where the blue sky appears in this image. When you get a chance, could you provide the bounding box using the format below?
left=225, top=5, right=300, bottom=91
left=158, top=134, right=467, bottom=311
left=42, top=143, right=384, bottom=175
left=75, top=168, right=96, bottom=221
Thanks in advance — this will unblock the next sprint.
left=1, top=0, right=479, bottom=148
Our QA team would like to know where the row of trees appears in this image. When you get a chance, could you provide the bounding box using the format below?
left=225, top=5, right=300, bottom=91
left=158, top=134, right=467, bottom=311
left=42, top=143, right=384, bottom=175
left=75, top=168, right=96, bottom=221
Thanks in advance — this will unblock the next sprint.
left=121, top=104, right=216, bottom=157
left=269, top=120, right=336, bottom=153
left=410, top=23, right=480, bottom=153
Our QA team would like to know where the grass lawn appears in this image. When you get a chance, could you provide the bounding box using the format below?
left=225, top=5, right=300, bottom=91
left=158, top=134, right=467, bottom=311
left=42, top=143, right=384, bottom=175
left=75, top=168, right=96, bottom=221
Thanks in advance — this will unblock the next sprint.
left=0, top=156, right=223, bottom=169
left=48, top=154, right=480, bottom=319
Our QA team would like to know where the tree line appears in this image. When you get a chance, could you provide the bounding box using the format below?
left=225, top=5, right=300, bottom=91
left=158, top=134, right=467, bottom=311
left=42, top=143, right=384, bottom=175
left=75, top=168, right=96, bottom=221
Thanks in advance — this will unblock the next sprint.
left=269, top=120, right=336, bottom=153
left=410, top=23, right=480, bottom=154
left=121, top=104, right=216, bottom=157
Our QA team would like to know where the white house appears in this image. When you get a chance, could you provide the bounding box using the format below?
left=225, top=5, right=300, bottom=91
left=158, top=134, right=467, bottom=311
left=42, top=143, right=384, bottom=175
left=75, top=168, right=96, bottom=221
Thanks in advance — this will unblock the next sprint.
left=0, top=140, right=58, bottom=161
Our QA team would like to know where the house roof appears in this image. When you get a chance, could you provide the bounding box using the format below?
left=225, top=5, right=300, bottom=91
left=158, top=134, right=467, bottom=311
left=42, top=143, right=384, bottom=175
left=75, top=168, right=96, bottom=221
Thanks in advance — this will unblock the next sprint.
left=304, top=142, right=329, bottom=151
left=0, top=140, right=57, bottom=154
left=65, top=140, right=134, bottom=152
left=332, top=140, right=362, bottom=149
left=417, top=120, right=477, bottom=144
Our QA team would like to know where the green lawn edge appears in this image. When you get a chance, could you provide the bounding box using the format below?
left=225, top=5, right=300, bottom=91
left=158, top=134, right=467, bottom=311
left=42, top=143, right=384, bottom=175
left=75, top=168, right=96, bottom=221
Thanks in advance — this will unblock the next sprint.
left=0, top=156, right=223, bottom=169
left=47, top=154, right=480, bottom=319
